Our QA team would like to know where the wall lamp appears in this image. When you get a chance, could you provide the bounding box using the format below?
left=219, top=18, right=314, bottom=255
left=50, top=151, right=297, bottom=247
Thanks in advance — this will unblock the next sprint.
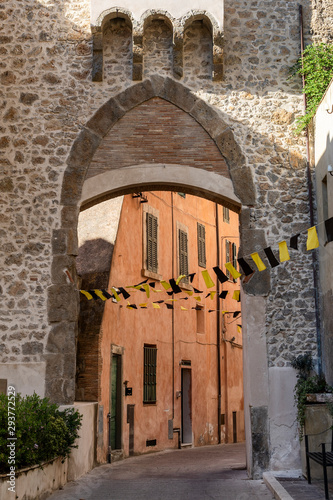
left=328, top=165, right=333, bottom=177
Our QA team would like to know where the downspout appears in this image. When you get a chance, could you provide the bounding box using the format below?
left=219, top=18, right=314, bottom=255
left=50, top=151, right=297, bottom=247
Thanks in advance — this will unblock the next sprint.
left=171, top=192, right=175, bottom=419
left=299, top=5, right=322, bottom=374
left=216, top=204, right=222, bottom=444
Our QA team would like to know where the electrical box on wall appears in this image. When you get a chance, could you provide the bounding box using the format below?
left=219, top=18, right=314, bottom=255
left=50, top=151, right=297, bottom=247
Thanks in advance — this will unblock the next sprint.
left=125, top=387, right=132, bottom=396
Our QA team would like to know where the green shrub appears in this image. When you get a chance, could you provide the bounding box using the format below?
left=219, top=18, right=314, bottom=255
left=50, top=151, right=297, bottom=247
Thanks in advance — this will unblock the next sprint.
left=0, top=393, right=82, bottom=473
left=289, top=43, right=333, bottom=133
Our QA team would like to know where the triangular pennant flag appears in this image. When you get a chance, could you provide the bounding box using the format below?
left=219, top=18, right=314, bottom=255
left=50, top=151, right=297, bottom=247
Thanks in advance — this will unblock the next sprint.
left=278, top=241, right=290, bottom=262
left=118, top=287, right=130, bottom=299
left=250, top=252, right=267, bottom=271
left=152, top=303, right=160, bottom=309
left=126, top=302, right=137, bottom=309
left=194, top=296, right=202, bottom=302
left=88, top=290, right=100, bottom=300
left=184, top=290, right=193, bottom=296
left=165, top=303, right=174, bottom=309
left=307, top=226, right=320, bottom=250
left=139, top=303, right=148, bottom=308
left=221, top=310, right=228, bottom=315
left=264, top=247, right=280, bottom=268
left=134, top=279, right=148, bottom=287
left=225, top=263, right=242, bottom=280
left=219, top=291, right=228, bottom=299
left=176, top=275, right=186, bottom=285
left=233, top=311, right=241, bottom=318
left=188, top=273, right=196, bottom=283
left=201, top=270, right=215, bottom=289
left=154, top=300, right=164, bottom=304
left=111, top=288, right=121, bottom=302
left=209, top=291, right=217, bottom=300
left=193, top=287, right=203, bottom=294
left=180, top=297, right=189, bottom=301
left=169, top=278, right=182, bottom=294
left=192, top=306, right=202, bottom=310
left=80, top=290, right=93, bottom=300
left=180, top=306, right=188, bottom=311
left=290, top=233, right=300, bottom=250
left=94, top=290, right=108, bottom=301
left=208, top=309, right=215, bottom=313
left=213, top=266, right=229, bottom=284
left=232, top=290, right=240, bottom=302
left=149, top=282, right=156, bottom=288
left=325, top=217, right=333, bottom=243
left=237, top=258, right=254, bottom=276
left=237, top=325, right=242, bottom=334
left=101, top=289, right=113, bottom=299
left=161, top=280, right=171, bottom=290
left=142, top=284, right=150, bottom=299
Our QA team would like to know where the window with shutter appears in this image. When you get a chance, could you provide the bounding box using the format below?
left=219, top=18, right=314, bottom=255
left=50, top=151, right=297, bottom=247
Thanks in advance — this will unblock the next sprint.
left=179, top=229, right=189, bottom=278
left=197, top=223, right=206, bottom=268
left=232, top=243, right=237, bottom=282
left=225, top=239, right=231, bottom=279
left=146, top=213, right=158, bottom=273
left=143, top=345, right=157, bottom=403
left=223, top=206, right=230, bottom=223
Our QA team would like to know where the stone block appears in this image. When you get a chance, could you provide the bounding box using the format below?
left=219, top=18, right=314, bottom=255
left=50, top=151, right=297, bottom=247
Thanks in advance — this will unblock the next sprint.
left=157, top=77, right=198, bottom=113
left=61, top=206, right=79, bottom=229
left=61, top=166, right=86, bottom=206
left=66, top=127, right=101, bottom=171
left=22, top=342, right=43, bottom=355
left=47, top=285, right=78, bottom=323
left=46, top=322, right=77, bottom=355
left=86, top=98, right=125, bottom=137
left=240, top=228, right=271, bottom=296
left=251, top=405, right=269, bottom=477
left=115, top=79, right=155, bottom=111
left=51, top=255, right=76, bottom=284
left=190, top=100, right=229, bottom=138
left=214, top=128, right=246, bottom=170
left=52, top=229, right=68, bottom=255
left=229, top=166, right=256, bottom=206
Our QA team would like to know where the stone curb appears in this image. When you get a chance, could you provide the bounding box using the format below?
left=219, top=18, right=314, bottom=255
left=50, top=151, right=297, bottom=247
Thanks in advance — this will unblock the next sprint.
left=263, top=473, right=294, bottom=500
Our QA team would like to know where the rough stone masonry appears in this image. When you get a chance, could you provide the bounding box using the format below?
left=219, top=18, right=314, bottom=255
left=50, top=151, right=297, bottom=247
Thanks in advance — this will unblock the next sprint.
left=0, top=0, right=333, bottom=477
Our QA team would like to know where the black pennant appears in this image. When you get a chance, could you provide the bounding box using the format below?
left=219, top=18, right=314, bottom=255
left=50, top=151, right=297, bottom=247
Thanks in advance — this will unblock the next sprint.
left=213, top=266, right=229, bottom=284
left=118, top=287, right=130, bottom=299
left=88, top=290, right=100, bottom=300
left=325, top=217, right=333, bottom=243
left=219, top=291, right=228, bottom=299
left=237, top=258, right=254, bottom=276
left=290, top=233, right=300, bottom=250
left=263, top=247, right=280, bottom=268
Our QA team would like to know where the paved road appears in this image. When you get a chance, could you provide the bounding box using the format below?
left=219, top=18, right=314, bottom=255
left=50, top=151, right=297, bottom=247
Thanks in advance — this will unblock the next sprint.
left=49, top=443, right=274, bottom=500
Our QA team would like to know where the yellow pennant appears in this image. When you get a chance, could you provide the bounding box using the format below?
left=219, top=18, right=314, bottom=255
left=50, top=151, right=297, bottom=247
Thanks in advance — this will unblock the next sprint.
left=139, top=303, right=148, bottom=308
left=278, top=241, right=290, bottom=262
left=251, top=252, right=267, bottom=271
left=80, top=290, right=93, bottom=300
left=152, top=303, right=160, bottom=309
left=307, top=226, right=320, bottom=250
left=237, top=325, right=242, bottom=334
left=176, top=274, right=186, bottom=285
left=161, top=280, right=171, bottom=290
left=184, top=290, right=193, bottom=296
left=141, top=284, right=150, bottom=299
left=194, top=296, right=202, bottom=302
left=225, top=263, right=242, bottom=280
left=180, top=306, right=188, bottom=311
left=210, top=291, right=217, bottom=300
left=221, top=310, right=228, bottom=315
left=201, top=270, right=215, bottom=289
left=94, top=290, right=108, bottom=301
left=232, top=290, right=240, bottom=302
left=126, top=302, right=134, bottom=309
left=111, top=288, right=121, bottom=302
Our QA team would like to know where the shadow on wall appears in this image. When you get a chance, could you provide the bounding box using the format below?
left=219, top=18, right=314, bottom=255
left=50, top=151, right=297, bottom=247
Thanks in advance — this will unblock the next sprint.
left=76, top=238, right=114, bottom=402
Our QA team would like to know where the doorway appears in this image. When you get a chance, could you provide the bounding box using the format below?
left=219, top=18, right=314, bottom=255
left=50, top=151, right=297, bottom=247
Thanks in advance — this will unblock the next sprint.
left=181, top=367, right=192, bottom=445
left=110, top=353, right=122, bottom=451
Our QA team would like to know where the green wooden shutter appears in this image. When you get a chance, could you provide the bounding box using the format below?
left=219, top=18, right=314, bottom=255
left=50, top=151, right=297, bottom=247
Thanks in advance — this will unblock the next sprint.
left=179, top=230, right=189, bottom=278
left=197, top=223, right=206, bottom=268
left=143, top=345, right=157, bottom=403
left=232, top=243, right=237, bottom=282
left=146, top=213, right=158, bottom=273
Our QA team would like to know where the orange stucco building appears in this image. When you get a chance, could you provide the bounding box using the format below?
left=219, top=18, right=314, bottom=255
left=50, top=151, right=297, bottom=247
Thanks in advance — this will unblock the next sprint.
left=77, top=192, right=244, bottom=462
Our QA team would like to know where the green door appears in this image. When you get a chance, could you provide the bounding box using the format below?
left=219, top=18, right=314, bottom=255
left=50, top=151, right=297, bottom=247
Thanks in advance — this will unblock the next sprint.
left=110, top=354, right=121, bottom=450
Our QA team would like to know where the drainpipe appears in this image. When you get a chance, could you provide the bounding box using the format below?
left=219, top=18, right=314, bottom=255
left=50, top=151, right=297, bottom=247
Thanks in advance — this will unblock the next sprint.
left=171, top=192, right=175, bottom=419
left=299, top=5, right=322, bottom=374
left=216, top=204, right=222, bottom=444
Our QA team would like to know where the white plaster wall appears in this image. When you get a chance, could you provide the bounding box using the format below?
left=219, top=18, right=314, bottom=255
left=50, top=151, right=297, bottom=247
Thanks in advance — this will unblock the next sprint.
left=268, top=366, right=300, bottom=471
left=78, top=196, right=124, bottom=247
left=90, top=0, right=223, bottom=28
left=0, top=363, right=45, bottom=397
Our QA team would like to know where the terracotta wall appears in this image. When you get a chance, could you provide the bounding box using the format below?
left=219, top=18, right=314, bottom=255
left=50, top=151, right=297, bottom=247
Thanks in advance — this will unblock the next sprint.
left=90, top=192, right=244, bottom=460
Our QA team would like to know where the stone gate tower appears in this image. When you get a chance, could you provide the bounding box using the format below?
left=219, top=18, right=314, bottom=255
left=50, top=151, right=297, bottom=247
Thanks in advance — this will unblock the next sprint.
left=1, top=0, right=332, bottom=478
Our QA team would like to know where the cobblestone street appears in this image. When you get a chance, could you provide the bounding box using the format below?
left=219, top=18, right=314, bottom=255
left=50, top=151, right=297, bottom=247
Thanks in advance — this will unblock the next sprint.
left=48, top=443, right=274, bottom=500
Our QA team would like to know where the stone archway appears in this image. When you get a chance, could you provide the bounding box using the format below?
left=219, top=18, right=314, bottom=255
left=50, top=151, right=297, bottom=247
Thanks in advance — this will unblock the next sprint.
left=48, top=75, right=279, bottom=478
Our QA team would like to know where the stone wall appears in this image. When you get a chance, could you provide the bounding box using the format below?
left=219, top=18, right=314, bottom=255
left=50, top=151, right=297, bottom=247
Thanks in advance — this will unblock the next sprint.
left=1, top=0, right=333, bottom=476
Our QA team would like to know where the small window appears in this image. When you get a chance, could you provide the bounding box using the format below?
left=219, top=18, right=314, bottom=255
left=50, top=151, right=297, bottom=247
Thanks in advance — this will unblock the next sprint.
left=223, top=206, right=230, bottom=223
left=146, top=212, right=158, bottom=273
left=225, top=241, right=238, bottom=282
left=196, top=305, right=205, bottom=334
left=179, top=229, right=189, bottom=278
left=225, top=239, right=231, bottom=279
left=197, top=223, right=206, bottom=268
left=143, top=345, right=157, bottom=403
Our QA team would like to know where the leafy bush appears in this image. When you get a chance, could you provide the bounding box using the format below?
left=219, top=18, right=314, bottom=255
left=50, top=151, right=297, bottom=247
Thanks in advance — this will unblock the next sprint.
left=291, top=354, right=333, bottom=439
left=0, top=393, right=82, bottom=473
left=289, top=43, right=333, bottom=133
